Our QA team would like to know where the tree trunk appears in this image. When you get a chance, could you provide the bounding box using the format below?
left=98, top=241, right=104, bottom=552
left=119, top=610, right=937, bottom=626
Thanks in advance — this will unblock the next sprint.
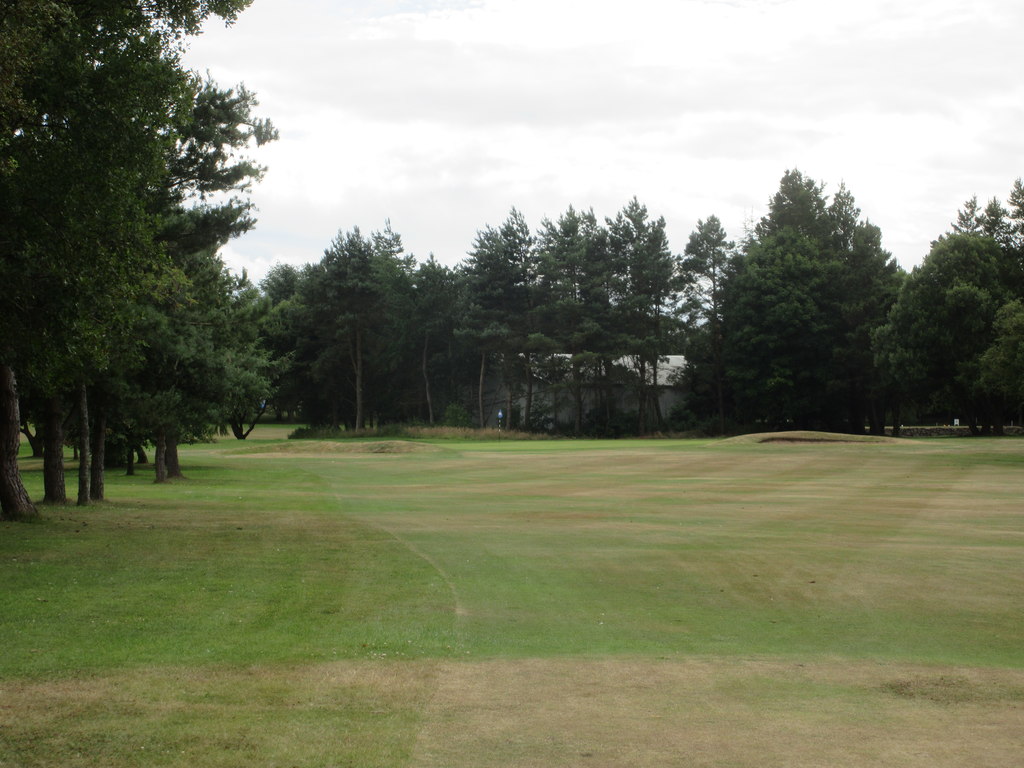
left=524, top=355, right=533, bottom=431
left=136, top=445, right=148, bottom=464
left=126, top=442, right=135, bottom=476
left=422, top=331, right=434, bottom=424
left=478, top=351, right=487, bottom=429
left=77, top=384, right=90, bottom=506
left=19, top=418, right=44, bottom=458
left=90, top=404, right=105, bottom=501
left=166, top=434, right=183, bottom=479
left=652, top=358, right=664, bottom=431
left=0, top=365, right=38, bottom=521
left=572, top=360, right=583, bottom=437
left=652, top=389, right=664, bottom=432
left=602, top=359, right=613, bottom=434
left=154, top=428, right=168, bottom=483
left=867, top=396, right=885, bottom=436
left=636, top=360, right=648, bottom=436
left=43, top=395, right=66, bottom=504
left=713, top=324, right=726, bottom=436
left=354, top=327, right=365, bottom=431
left=231, top=401, right=267, bottom=439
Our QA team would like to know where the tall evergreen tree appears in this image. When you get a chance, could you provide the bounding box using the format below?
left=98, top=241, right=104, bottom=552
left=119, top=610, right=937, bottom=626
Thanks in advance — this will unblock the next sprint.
left=534, top=207, right=612, bottom=434
left=606, top=199, right=681, bottom=434
left=463, top=209, right=534, bottom=428
left=681, top=216, right=734, bottom=434
left=724, top=171, right=899, bottom=432
left=876, top=234, right=1008, bottom=433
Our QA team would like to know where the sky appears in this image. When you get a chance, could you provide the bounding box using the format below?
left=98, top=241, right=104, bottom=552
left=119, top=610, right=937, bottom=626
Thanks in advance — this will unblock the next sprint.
left=182, top=0, right=1024, bottom=282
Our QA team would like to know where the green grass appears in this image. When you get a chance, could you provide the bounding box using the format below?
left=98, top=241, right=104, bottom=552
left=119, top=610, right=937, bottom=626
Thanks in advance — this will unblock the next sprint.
left=2, top=431, right=1023, bottom=766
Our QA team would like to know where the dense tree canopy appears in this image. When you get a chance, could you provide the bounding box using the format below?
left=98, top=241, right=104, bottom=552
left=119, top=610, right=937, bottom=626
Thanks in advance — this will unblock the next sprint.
left=0, top=0, right=270, bottom=519
left=719, top=172, right=901, bottom=432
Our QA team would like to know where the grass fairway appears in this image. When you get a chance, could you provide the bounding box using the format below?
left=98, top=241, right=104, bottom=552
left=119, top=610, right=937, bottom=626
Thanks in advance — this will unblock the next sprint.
left=2, top=432, right=1023, bottom=766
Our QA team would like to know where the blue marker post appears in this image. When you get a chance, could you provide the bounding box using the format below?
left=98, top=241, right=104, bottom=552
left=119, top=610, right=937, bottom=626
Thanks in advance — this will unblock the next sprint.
left=497, top=409, right=504, bottom=442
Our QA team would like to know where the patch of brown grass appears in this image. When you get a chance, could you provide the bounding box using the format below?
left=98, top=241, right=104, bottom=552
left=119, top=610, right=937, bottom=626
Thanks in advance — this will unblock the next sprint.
left=409, top=659, right=1024, bottom=768
left=4, top=658, right=1021, bottom=767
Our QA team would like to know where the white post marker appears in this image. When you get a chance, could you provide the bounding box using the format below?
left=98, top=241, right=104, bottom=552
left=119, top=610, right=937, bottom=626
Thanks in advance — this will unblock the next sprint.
left=498, top=409, right=504, bottom=441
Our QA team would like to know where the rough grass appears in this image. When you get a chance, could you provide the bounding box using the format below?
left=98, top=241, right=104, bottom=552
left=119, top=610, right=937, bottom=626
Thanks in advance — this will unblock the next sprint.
left=229, top=439, right=448, bottom=456
left=288, top=425, right=552, bottom=441
left=2, top=430, right=1022, bottom=766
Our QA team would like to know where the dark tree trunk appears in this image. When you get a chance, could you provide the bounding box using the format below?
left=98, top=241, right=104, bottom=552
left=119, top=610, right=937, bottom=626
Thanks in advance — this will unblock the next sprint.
left=651, top=358, right=664, bottom=431
left=230, top=401, right=267, bottom=439
left=19, top=418, right=44, bottom=458
left=652, top=389, right=664, bottom=432
left=0, top=365, right=38, bottom=521
left=422, top=331, right=434, bottom=424
left=166, top=435, right=183, bottom=479
left=636, top=360, right=648, bottom=436
left=154, top=428, right=168, bottom=483
left=524, top=355, right=533, bottom=431
left=90, top=404, right=105, bottom=500
left=602, top=359, right=613, bottom=434
left=77, top=384, right=90, bottom=506
left=478, top=351, right=487, bottom=429
left=353, top=327, right=365, bottom=431
left=713, top=329, right=726, bottom=436
left=126, top=442, right=135, bottom=476
left=43, top=395, right=66, bottom=504
left=136, top=445, right=148, bottom=464
left=572, top=360, right=583, bottom=437
left=867, top=396, right=885, bottom=436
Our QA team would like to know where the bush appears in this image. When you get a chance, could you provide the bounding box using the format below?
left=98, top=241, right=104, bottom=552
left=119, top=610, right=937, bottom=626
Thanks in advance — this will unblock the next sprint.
left=441, top=403, right=473, bottom=428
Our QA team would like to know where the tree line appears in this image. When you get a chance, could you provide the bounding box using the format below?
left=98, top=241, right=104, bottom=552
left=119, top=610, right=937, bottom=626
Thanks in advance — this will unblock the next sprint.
left=3, top=4, right=1023, bottom=524
left=261, top=172, right=1024, bottom=443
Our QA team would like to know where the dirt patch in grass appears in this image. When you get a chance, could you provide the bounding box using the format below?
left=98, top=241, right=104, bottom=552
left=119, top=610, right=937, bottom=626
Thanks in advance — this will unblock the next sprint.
left=408, top=658, right=1024, bottom=768
left=720, top=430, right=905, bottom=445
left=881, top=674, right=1024, bottom=705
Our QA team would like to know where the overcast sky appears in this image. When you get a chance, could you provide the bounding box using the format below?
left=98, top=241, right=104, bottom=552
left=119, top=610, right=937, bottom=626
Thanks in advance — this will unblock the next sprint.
left=182, top=0, right=1024, bottom=282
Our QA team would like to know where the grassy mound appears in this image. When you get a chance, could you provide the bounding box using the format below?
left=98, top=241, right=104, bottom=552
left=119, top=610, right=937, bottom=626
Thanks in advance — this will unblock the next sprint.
left=718, top=430, right=904, bottom=445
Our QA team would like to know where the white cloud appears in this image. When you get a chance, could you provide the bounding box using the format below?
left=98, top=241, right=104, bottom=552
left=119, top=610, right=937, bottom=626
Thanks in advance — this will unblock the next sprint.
left=184, top=0, right=1024, bottom=279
